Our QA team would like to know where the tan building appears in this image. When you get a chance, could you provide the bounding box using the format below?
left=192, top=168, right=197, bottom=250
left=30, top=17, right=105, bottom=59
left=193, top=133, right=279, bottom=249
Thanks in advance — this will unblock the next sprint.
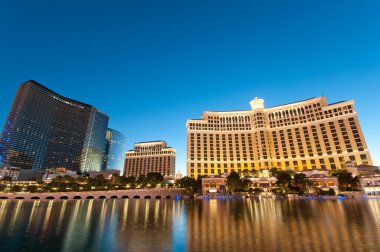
left=359, top=175, right=380, bottom=195
left=187, top=96, right=372, bottom=178
left=124, top=141, right=175, bottom=177
left=201, top=175, right=226, bottom=195
left=344, top=161, right=379, bottom=177
left=308, top=174, right=339, bottom=193
left=0, top=166, right=21, bottom=180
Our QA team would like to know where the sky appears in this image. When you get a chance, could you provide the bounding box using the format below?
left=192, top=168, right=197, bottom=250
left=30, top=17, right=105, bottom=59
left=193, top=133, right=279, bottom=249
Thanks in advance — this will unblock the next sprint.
left=0, top=0, right=380, bottom=175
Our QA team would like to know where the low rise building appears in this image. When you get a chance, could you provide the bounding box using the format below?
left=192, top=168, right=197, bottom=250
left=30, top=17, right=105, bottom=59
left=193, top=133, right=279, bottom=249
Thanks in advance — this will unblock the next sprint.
left=0, top=166, right=21, bottom=180
left=201, top=175, right=226, bottom=195
left=301, top=169, right=330, bottom=178
left=17, top=169, right=43, bottom=181
left=89, top=169, right=120, bottom=179
left=243, top=170, right=277, bottom=191
left=359, top=175, right=380, bottom=196
left=344, top=161, right=379, bottom=177
left=42, top=168, right=78, bottom=182
left=308, top=174, right=339, bottom=193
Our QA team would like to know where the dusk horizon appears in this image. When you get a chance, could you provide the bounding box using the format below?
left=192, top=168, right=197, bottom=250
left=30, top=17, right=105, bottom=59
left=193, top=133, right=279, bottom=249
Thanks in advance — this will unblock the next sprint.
left=1, top=1, right=380, bottom=252
left=1, top=78, right=379, bottom=174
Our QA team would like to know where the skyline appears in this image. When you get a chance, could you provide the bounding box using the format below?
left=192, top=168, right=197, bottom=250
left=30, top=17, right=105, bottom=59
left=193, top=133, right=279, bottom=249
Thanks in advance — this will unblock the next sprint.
left=1, top=1, right=380, bottom=174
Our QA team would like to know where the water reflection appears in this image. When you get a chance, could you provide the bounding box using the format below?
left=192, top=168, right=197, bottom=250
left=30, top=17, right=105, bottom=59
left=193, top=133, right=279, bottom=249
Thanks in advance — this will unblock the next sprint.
left=0, top=199, right=379, bottom=251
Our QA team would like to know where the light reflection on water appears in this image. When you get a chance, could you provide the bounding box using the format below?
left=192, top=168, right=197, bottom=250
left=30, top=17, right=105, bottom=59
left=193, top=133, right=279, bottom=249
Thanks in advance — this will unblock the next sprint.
left=0, top=199, right=379, bottom=252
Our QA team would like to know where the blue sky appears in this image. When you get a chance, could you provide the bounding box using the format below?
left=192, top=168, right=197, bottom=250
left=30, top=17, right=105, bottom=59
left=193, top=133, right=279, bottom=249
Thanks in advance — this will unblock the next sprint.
left=1, top=0, right=379, bottom=174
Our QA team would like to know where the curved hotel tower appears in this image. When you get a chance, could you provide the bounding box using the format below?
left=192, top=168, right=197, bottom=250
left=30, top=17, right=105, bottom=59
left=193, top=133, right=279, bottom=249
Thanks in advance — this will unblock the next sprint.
left=0, top=80, right=109, bottom=173
left=104, top=128, right=127, bottom=173
left=186, top=97, right=372, bottom=178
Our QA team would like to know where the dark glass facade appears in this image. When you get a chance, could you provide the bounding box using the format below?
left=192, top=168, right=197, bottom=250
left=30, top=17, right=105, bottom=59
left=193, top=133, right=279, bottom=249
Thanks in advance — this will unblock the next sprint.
left=0, top=80, right=109, bottom=173
left=104, top=129, right=127, bottom=173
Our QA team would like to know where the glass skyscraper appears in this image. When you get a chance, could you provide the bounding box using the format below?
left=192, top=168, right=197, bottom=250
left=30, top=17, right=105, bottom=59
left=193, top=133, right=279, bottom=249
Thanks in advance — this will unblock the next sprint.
left=0, top=80, right=109, bottom=173
left=104, top=129, right=127, bottom=173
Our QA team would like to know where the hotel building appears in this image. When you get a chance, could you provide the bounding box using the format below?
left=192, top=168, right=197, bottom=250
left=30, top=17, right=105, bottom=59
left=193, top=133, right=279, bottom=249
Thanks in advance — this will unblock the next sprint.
left=0, top=80, right=109, bottom=173
left=124, top=141, right=175, bottom=177
left=103, top=128, right=127, bottom=173
left=186, top=96, right=372, bottom=178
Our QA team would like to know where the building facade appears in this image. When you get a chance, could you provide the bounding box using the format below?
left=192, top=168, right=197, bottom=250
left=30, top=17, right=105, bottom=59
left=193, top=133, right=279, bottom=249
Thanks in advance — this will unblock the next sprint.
left=124, top=141, right=175, bottom=177
left=103, top=129, right=127, bottom=173
left=0, top=80, right=109, bottom=173
left=0, top=166, right=21, bottom=180
left=344, top=161, right=379, bottom=177
left=187, top=96, right=372, bottom=178
left=201, top=175, right=226, bottom=195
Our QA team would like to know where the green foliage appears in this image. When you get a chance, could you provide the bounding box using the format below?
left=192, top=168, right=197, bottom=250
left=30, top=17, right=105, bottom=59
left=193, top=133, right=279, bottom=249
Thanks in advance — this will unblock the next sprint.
left=146, top=172, right=164, bottom=187
left=10, top=185, right=21, bottom=192
left=0, top=171, right=172, bottom=193
left=1, top=176, right=13, bottom=182
left=292, top=173, right=310, bottom=193
left=276, top=171, right=292, bottom=189
left=269, top=168, right=279, bottom=176
left=328, top=189, right=336, bottom=196
left=28, top=185, right=38, bottom=193
left=242, top=179, right=253, bottom=190
left=330, top=170, right=359, bottom=191
left=227, top=171, right=242, bottom=192
left=175, top=176, right=200, bottom=194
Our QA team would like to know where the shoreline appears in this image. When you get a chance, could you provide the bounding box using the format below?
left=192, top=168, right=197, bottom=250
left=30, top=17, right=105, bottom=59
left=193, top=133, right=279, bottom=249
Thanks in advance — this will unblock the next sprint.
left=0, top=190, right=378, bottom=201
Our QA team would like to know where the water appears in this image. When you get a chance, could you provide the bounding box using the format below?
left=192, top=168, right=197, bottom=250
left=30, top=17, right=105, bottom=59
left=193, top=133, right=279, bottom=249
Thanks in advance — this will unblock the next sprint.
left=0, top=199, right=379, bottom=252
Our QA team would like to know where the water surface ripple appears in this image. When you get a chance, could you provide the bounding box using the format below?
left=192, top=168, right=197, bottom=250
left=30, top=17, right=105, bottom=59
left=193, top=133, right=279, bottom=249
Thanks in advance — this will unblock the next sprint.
left=0, top=199, right=379, bottom=252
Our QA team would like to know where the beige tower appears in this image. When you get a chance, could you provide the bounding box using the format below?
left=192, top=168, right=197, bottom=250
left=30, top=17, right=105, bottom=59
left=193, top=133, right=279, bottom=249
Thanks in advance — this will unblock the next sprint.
left=186, top=97, right=372, bottom=178
left=124, top=141, right=176, bottom=177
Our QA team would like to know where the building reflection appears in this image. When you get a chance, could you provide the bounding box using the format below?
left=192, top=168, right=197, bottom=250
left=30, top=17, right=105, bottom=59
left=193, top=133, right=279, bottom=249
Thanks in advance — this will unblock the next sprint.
left=0, top=199, right=380, bottom=251
left=185, top=199, right=380, bottom=251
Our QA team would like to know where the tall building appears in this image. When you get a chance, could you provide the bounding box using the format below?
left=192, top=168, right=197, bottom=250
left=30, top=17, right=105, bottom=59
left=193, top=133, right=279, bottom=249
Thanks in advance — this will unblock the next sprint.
left=124, top=141, right=175, bottom=177
left=186, top=96, right=372, bottom=178
left=0, top=80, right=109, bottom=173
left=104, top=128, right=127, bottom=173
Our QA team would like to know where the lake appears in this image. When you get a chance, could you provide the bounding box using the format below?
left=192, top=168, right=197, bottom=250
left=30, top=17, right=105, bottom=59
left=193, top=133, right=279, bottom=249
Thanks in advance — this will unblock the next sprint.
left=0, top=199, right=379, bottom=251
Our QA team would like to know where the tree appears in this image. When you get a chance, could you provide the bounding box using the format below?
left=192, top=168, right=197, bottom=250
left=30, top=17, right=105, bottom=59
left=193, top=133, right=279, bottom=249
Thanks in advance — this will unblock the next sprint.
left=124, top=176, right=137, bottom=188
left=92, top=175, right=108, bottom=187
left=293, top=173, right=309, bottom=192
left=227, top=171, right=242, bottom=193
left=193, top=176, right=204, bottom=194
left=350, top=176, right=360, bottom=191
left=175, top=176, right=198, bottom=194
left=276, top=171, right=292, bottom=191
left=10, top=185, right=21, bottom=192
left=332, top=170, right=356, bottom=191
left=136, top=175, right=148, bottom=188
left=175, top=176, right=195, bottom=189
left=28, top=185, right=38, bottom=193
left=328, top=189, right=336, bottom=196
left=1, top=176, right=13, bottom=182
left=269, top=168, right=279, bottom=177
left=242, top=179, right=253, bottom=191
left=146, top=172, right=164, bottom=187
